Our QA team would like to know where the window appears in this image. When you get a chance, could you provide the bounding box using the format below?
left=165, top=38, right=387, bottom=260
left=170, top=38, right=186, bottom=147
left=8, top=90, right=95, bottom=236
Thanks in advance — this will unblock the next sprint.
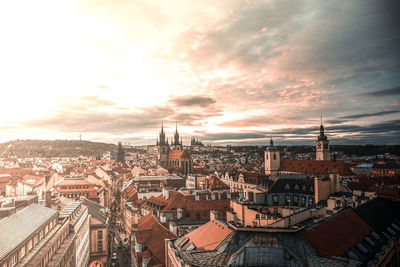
left=293, top=195, right=299, bottom=203
left=273, top=154, right=276, bottom=160
left=97, top=230, right=103, bottom=240
left=60, top=193, right=66, bottom=197
left=68, top=186, right=74, bottom=189
left=76, top=185, right=81, bottom=189
left=272, top=195, right=279, bottom=203
left=98, top=240, right=103, bottom=252
left=84, top=192, right=89, bottom=197
left=11, top=253, right=18, bottom=266
left=309, top=198, right=314, bottom=205
left=20, top=246, right=25, bottom=259
left=67, top=193, right=73, bottom=198
left=266, top=154, right=268, bottom=160
left=83, top=185, right=89, bottom=189
left=61, top=186, right=67, bottom=189
left=285, top=194, right=291, bottom=203
left=301, top=196, right=306, bottom=205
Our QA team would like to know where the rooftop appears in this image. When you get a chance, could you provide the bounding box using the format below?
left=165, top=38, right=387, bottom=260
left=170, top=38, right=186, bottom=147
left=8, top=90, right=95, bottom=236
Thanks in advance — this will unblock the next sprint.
left=0, top=204, right=57, bottom=260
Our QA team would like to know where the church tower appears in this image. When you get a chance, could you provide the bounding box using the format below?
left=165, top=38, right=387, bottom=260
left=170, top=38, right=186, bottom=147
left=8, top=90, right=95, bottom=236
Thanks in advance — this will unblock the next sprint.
left=265, top=137, right=280, bottom=175
left=172, top=122, right=183, bottom=150
left=316, top=117, right=330, bottom=160
left=158, top=122, right=169, bottom=166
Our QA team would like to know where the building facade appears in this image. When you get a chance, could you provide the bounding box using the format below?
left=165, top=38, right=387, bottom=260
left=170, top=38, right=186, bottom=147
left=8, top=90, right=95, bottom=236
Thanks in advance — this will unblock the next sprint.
left=156, top=123, right=193, bottom=175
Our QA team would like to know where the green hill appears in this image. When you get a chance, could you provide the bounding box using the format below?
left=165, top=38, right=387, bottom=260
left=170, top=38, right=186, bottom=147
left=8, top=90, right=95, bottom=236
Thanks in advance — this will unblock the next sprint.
left=0, top=140, right=118, bottom=158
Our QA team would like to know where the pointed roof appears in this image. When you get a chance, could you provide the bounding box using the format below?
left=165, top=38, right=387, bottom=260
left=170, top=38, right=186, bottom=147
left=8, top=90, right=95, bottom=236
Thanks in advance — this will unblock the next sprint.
left=207, top=176, right=230, bottom=191
left=135, top=213, right=177, bottom=265
left=184, top=219, right=232, bottom=250
left=168, top=150, right=191, bottom=159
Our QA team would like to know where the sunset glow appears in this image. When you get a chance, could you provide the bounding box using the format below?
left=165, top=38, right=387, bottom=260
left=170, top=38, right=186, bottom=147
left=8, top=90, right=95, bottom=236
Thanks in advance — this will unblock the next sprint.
left=0, top=0, right=399, bottom=145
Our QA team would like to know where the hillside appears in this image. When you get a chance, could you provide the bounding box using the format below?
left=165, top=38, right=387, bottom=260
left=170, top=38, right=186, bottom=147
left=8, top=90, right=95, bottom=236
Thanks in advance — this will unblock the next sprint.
left=0, top=140, right=118, bottom=158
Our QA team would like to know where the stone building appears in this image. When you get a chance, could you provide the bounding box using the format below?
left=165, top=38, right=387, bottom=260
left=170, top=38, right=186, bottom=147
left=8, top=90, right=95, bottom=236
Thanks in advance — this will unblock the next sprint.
left=156, top=123, right=193, bottom=175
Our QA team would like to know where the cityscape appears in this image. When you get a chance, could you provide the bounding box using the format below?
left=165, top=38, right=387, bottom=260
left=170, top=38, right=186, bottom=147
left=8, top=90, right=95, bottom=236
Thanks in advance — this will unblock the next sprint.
left=0, top=1, right=400, bottom=267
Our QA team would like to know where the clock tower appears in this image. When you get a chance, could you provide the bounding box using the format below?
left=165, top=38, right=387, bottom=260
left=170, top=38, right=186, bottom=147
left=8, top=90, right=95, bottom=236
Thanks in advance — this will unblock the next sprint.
left=265, top=137, right=280, bottom=175
left=316, top=117, right=330, bottom=160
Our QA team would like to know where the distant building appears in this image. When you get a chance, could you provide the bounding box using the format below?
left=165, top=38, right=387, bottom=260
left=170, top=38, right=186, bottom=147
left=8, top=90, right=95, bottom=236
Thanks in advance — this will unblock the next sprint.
left=157, top=123, right=193, bottom=175
left=372, top=162, right=400, bottom=177
left=190, top=137, right=204, bottom=147
left=353, top=163, right=373, bottom=175
left=113, top=142, right=126, bottom=164
left=54, top=175, right=102, bottom=204
left=316, top=119, right=330, bottom=161
left=264, top=122, right=355, bottom=183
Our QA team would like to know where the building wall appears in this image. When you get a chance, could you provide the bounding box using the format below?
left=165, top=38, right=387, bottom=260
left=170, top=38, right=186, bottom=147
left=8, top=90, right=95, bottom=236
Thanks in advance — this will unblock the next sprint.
left=89, top=217, right=108, bottom=267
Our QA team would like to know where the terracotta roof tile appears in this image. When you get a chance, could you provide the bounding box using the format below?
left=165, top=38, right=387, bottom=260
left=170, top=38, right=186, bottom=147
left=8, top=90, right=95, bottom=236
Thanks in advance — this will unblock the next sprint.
left=185, top=219, right=232, bottom=250
left=168, top=150, right=190, bottom=159
left=280, top=160, right=354, bottom=175
left=302, top=208, right=372, bottom=257
left=135, top=213, right=177, bottom=265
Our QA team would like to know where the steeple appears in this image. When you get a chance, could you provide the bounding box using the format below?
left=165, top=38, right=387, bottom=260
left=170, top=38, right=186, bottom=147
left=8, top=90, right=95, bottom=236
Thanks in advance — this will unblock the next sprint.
left=318, top=116, right=327, bottom=141
left=159, top=121, right=166, bottom=145
left=316, top=116, right=330, bottom=160
left=174, top=122, right=180, bottom=145
left=270, top=136, right=273, bottom=147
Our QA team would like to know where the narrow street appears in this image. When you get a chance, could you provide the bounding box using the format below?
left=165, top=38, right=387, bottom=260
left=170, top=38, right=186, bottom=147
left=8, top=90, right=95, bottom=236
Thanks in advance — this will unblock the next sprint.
left=108, top=192, right=131, bottom=267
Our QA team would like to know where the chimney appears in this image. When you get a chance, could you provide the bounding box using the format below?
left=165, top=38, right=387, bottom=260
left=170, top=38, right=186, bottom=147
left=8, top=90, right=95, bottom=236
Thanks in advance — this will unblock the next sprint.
left=210, top=210, right=219, bottom=221
left=45, top=191, right=51, bottom=208
left=162, top=188, right=169, bottom=200
left=142, top=252, right=152, bottom=267
left=177, top=208, right=183, bottom=219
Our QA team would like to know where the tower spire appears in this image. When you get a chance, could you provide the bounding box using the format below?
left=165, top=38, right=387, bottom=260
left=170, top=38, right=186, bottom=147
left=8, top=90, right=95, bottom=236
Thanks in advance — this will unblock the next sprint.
left=270, top=136, right=273, bottom=147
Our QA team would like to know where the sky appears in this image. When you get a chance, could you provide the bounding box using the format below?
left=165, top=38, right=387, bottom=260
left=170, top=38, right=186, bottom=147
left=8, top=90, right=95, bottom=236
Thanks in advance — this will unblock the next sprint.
left=0, top=0, right=399, bottom=146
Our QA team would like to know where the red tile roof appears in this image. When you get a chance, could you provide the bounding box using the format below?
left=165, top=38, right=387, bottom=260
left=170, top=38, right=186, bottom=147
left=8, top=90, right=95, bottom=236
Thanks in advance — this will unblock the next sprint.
left=207, top=176, right=230, bottom=191
left=135, top=213, right=177, bottom=265
left=168, top=150, right=190, bottom=159
left=185, top=219, right=232, bottom=250
left=302, top=208, right=372, bottom=257
left=280, top=160, right=354, bottom=175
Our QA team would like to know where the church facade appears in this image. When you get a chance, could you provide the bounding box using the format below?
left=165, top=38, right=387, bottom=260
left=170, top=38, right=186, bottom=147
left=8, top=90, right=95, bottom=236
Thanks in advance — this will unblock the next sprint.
left=156, top=123, right=193, bottom=175
left=265, top=121, right=355, bottom=181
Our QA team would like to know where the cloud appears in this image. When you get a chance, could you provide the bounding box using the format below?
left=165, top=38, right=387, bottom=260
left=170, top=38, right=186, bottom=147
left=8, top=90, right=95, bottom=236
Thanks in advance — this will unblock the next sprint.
left=170, top=95, right=216, bottom=107
left=338, top=110, right=400, bottom=120
left=358, top=86, right=400, bottom=97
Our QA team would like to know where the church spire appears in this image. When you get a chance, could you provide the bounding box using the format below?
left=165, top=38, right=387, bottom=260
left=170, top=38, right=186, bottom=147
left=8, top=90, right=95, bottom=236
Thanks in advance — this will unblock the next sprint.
left=318, top=116, right=327, bottom=141
left=270, top=136, right=273, bottom=147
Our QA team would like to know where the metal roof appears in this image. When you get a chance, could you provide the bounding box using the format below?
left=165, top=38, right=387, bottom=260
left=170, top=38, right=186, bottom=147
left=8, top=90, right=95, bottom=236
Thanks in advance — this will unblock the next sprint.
left=0, top=204, right=57, bottom=260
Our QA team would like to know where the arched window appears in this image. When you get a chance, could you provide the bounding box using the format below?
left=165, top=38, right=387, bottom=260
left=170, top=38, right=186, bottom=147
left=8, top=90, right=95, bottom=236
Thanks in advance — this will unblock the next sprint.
left=273, top=154, right=276, bottom=160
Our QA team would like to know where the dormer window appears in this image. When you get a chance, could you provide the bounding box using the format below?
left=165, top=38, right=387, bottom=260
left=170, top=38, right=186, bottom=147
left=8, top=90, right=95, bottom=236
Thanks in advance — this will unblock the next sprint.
left=284, top=183, right=290, bottom=190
